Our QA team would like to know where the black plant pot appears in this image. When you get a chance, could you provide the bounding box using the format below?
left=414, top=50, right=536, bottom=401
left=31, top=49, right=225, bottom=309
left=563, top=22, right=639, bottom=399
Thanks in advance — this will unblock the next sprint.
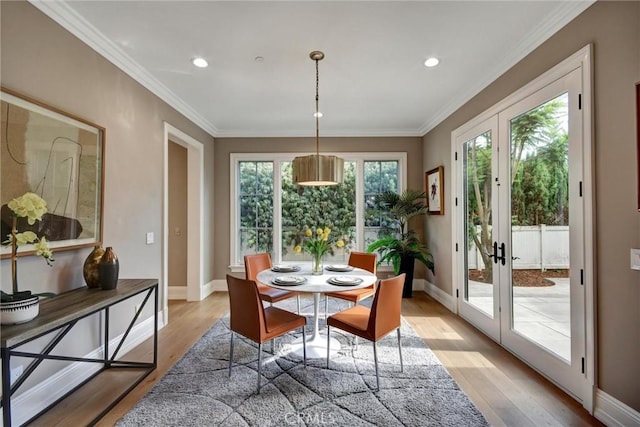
left=98, top=247, right=119, bottom=290
left=399, top=256, right=415, bottom=298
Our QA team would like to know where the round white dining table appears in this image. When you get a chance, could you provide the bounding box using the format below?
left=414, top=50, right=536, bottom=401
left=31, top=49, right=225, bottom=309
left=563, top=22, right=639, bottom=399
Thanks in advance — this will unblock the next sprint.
left=256, top=265, right=377, bottom=358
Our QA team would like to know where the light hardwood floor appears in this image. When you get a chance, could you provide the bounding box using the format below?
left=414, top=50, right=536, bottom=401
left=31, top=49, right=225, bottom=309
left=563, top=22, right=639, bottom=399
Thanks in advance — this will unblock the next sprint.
left=32, top=292, right=602, bottom=426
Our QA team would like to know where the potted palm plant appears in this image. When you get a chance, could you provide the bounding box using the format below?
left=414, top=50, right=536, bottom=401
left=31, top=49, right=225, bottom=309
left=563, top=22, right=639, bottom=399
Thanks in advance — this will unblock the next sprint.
left=366, top=189, right=434, bottom=297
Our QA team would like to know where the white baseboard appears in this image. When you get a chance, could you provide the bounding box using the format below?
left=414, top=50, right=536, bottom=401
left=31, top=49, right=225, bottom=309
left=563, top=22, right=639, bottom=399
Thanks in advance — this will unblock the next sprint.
left=1, top=313, right=163, bottom=426
left=211, top=279, right=227, bottom=292
left=169, top=281, right=220, bottom=301
left=168, top=285, right=187, bottom=300
left=420, top=279, right=456, bottom=312
left=594, top=389, right=640, bottom=426
left=200, top=279, right=218, bottom=298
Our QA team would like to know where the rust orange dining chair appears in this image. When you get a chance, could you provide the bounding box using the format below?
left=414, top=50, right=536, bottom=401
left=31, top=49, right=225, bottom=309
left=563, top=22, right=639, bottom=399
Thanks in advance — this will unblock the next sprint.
left=245, top=253, right=301, bottom=313
left=324, top=251, right=377, bottom=316
left=226, top=275, right=307, bottom=393
left=326, top=273, right=405, bottom=391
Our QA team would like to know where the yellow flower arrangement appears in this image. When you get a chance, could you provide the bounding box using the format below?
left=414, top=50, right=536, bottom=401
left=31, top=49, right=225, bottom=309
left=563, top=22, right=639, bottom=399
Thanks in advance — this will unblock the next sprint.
left=298, top=225, right=342, bottom=274
left=3, top=192, right=55, bottom=295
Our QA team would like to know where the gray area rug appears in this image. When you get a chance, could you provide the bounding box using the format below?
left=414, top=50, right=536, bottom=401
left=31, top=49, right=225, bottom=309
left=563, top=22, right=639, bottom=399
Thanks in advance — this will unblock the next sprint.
left=118, top=298, right=488, bottom=426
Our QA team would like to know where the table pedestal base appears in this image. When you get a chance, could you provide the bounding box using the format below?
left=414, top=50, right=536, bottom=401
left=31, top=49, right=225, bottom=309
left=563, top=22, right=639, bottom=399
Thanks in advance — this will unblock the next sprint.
left=287, top=292, right=341, bottom=359
left=289, top=333, right=340, bottom=359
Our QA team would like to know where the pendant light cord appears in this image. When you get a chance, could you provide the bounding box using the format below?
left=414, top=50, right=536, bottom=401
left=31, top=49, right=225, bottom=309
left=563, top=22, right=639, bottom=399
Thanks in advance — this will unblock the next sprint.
left=315, top=57, right=320, bottom=156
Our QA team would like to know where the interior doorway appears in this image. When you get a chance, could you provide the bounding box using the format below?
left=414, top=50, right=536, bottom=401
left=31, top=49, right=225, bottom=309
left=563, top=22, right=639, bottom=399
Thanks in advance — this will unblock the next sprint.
left=163, top=123, right=204, bottom=321
left=168, top=141, right=188, bottom=296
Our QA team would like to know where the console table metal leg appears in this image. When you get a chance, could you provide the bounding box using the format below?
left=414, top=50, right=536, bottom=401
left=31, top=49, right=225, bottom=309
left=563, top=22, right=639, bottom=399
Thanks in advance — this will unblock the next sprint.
left=153, top=284, right=158, bottom=366
left=104, top=307, right=110, bottom=368
left=2, top=347, right=11, bottom=427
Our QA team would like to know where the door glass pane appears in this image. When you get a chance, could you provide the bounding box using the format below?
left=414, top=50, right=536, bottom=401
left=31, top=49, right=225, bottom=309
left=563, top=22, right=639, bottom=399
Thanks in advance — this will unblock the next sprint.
left=509, top=93, right=570, bottom=361
left=463, top=131, right=494, bottom=317
left=281, top=161, right=356, bottom=263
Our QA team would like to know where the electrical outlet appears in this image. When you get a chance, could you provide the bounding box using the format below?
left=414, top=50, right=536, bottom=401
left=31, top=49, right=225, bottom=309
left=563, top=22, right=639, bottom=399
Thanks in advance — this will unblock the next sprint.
left=146, top=232, right=154, bottom=245
left=11, top=365, right=23, bottom=383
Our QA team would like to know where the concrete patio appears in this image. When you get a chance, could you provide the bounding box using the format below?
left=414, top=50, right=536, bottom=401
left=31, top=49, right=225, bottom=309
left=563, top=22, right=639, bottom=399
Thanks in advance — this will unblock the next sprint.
left=467, top=278, right=571, bottom=361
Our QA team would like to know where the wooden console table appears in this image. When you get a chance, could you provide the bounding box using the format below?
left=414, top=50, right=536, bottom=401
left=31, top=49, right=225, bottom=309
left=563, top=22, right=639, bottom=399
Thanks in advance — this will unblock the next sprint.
left=1, top=278, right=158, bottom=427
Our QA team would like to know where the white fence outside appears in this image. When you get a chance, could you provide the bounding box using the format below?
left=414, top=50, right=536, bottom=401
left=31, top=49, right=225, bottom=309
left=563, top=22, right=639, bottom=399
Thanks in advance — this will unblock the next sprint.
left=468, top=225, right=569, bottom=271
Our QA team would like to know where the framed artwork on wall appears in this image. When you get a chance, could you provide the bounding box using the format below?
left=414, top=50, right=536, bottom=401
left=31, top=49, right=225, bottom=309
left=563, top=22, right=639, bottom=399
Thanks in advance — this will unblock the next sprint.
left=1, top=87, right=105, bottom=258
left=425, top=166, right=444, bottom=215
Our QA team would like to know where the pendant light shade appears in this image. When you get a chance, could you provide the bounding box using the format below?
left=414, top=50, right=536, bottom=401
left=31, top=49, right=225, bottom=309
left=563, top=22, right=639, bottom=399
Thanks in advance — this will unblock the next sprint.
left=292, top=51, right=344, bottom=186
left=292, top=154, right=344, bottom=186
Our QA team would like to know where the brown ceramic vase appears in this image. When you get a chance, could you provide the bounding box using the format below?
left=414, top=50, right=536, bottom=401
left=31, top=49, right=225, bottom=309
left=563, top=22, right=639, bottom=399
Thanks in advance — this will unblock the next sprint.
left=83, top=245, right=105, bottom=288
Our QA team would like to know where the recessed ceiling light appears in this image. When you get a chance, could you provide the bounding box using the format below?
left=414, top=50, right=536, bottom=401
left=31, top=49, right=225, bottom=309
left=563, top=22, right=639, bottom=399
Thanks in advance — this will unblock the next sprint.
left=313, top=112, right=323, bottom=118
left=192, top=57, right=208, bottom=68
left=254, top=56, right=264, bottom=63
left=424, top=57, right=439, bottom=68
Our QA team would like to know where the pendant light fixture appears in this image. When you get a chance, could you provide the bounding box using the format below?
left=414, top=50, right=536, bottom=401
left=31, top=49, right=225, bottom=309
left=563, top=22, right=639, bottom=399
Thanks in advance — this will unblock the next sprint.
left=292, top=51, right=344, bottom=186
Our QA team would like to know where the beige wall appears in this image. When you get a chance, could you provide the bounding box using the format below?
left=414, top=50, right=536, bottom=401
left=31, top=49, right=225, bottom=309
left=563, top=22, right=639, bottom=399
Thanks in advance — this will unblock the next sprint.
left=168, top=141, right=188, bottom=287
left=0, top=3, right=215, bottom=309
left=214, top=136, right=426, bottom=277
left=423, top=1, right=640, bottom=411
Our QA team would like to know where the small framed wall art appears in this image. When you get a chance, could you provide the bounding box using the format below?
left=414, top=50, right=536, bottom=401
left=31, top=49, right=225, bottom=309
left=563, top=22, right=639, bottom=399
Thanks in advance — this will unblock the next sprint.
left=425, top=166, right=444, bottom=215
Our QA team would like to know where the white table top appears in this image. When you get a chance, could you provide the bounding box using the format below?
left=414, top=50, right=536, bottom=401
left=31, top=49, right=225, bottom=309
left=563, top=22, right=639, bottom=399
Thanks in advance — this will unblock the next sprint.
left=256, top=265, right=376, bottom=293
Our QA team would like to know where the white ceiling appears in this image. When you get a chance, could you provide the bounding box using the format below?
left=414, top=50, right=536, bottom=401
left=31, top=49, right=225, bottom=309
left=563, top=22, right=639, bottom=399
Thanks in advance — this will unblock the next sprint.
left=32, top=1, right=593, bottom=138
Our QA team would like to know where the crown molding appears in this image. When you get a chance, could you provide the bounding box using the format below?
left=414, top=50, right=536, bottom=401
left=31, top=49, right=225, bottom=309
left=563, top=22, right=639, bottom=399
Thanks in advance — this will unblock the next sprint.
left=418, top=0, right=595, bottom=136
left=213, top=127, right=423, bottom=138
left=29, top=0, right=219, bottom=137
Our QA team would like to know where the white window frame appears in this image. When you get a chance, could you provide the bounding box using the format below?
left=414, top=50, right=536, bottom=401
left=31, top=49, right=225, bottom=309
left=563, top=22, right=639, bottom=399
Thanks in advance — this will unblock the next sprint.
left=229, top=152, right=407, bottom=271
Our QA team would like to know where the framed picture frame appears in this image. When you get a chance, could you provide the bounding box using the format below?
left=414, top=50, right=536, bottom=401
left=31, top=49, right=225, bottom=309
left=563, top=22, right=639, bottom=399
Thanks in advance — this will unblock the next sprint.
left=1, top=87, right=105, bottom=258
left=636, top=81, right=640, bottom=211
left=425, top=166, right=444, bottom=215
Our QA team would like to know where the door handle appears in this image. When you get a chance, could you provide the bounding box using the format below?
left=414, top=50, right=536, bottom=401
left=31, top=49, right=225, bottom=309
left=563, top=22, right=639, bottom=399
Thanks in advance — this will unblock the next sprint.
left=499, top=242, right=506, bottom=265
left=489, top=241, right=506, bottom=265
left=489, top=242, right=499, bottom=264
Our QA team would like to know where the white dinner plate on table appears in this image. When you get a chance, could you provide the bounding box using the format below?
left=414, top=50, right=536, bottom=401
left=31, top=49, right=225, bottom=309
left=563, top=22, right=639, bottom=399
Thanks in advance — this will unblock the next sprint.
left=271, top=265, right=301, bottom=273
left=325, top=264, right=354, bottom=272
left=327, top=276, right=363, bottom=286
left=272, top=275, right=306, bottom=286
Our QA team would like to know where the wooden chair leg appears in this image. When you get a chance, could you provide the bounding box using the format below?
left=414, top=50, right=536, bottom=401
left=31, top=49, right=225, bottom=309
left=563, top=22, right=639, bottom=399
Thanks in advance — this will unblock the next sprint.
left=228, top=332, right=235, bottom=377
left=397, top=328, right=403, bottom=372
left=257, top=343, right=263, bottom=394
left=373, top=341, right=380, bottom=391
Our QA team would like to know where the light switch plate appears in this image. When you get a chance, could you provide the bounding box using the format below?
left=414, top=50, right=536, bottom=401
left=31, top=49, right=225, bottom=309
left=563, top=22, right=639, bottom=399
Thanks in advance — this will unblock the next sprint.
left=631, top=248, right=640, bottom=270
left=146, top=232, right=154, bottom=245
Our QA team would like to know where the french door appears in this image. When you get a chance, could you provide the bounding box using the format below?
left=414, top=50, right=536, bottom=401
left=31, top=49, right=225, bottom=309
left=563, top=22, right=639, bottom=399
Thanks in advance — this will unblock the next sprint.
left=454, top=65, right=589, bottom=402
